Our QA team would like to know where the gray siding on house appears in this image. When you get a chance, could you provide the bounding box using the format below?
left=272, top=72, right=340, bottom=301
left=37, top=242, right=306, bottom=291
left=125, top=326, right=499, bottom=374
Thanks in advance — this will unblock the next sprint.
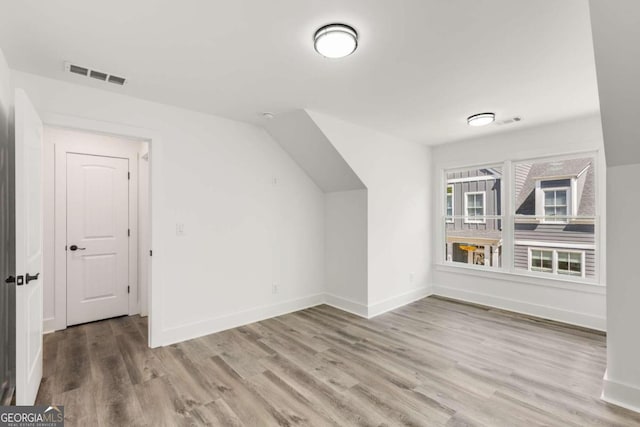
left=446, top=168, right=501, bottom=232
left=514, top=223, right=596, bottom=277
left=514, top=223, right=595, bottom=244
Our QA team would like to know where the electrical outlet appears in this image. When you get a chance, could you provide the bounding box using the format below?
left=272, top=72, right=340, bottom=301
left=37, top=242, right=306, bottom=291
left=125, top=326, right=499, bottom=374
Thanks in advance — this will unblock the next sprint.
left=176, top=223, right=185, bottom=236
left=272, top=283, right=278, bottom=294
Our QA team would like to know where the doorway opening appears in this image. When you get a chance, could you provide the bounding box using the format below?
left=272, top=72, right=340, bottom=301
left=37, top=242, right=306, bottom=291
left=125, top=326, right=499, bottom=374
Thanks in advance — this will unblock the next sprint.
left=44, top=127, right=150, bottom=337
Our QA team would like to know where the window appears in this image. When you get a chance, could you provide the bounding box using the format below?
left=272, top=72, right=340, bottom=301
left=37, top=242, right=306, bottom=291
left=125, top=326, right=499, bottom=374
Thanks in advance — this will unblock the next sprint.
left=444, top=167, right=502, bottom=269
left=530, top=249, right=553, bottom=272
left=557, top=251, right=583, bottom=276
left=541, top=185, right=571, bottom=223
left=528, top=248, right=585, bottom=277
left=543, top=189, right=568, bottom=217
left=465, top=192, right=485, bottom=223
left=446, top=185, right=454, bottom=222
left=443, top=155, right=598, bottom=282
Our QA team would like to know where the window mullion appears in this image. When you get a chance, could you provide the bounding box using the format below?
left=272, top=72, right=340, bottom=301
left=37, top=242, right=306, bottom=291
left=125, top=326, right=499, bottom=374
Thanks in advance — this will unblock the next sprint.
left=503, top=160, right=513, bottom=273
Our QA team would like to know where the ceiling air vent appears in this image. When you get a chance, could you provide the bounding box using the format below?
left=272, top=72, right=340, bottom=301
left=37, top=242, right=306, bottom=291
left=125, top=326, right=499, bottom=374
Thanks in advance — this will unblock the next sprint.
left=64, top=61, right=127, bottom=86
left=89, top=70, right=108, bottom=81
left=68, top=64, right=88, bottom=76
left=108, top=75, right=126, bottom=85
left=495, top=116, right=523, bottom=126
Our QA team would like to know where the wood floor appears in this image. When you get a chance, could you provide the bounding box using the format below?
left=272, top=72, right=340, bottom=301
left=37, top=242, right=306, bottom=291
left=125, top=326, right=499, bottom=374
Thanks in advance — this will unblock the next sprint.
left=36, top=296, right=640, bottom=426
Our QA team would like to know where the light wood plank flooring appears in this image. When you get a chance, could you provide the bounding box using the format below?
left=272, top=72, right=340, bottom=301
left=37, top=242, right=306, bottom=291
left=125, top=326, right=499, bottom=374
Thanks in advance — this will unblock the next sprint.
left=36, top=296, right=640, bottom=426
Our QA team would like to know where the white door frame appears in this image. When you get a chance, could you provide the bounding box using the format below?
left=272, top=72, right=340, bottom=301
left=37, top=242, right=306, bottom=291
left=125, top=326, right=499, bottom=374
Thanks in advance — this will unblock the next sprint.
left=53, top=129, right=140, bottom=326
left=42, top=112, right=161, bottom=348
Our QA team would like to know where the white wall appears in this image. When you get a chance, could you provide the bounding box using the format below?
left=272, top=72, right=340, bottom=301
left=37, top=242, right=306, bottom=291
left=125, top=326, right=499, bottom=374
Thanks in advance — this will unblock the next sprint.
left=324, top=190, right=368, bottom=315
left=309, top=111, right=432, bottom=315
left=590, top=0, right=640, bottom=412
left=430, top=115, right=607, bottom=330
left=13, top=71, right=326, bottom=346
left=604, top=164, right=640, bottom=410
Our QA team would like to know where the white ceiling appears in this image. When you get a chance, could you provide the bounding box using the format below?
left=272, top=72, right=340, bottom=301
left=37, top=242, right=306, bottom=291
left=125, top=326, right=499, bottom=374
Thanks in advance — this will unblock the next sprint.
left=0, top=0, right=600, bottom=145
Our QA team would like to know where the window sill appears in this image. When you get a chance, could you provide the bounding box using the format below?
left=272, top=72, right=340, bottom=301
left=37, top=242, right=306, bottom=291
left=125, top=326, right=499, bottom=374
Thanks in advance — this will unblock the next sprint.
left=433, top=263, right=605, bottom=295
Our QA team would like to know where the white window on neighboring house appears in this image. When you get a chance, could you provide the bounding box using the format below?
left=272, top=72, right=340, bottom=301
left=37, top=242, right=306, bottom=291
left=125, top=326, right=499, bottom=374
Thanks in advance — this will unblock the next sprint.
left=446, top=185, right=454, bottom=222
left=543, top=188, right=569, bottom=219
left=528, top=248, right=585, bottom=277
left=534, top=178, right=573, bottom=223
left=557, top=251, right=583, bottom=276
left=530, top=249, right=553, bottom=272
left=464, top=191, right=485, bottom=223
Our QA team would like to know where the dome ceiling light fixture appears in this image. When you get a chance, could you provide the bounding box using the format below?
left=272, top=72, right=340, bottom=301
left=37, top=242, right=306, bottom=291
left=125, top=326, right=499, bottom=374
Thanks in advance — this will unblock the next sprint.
left=467, top=112, right=496, bottom=127
left=314, top=23, right=358, bottom=59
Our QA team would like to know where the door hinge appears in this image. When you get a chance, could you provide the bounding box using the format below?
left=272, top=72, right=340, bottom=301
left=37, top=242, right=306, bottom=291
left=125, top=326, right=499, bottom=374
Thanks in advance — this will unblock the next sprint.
left=128, top=172, right=130, bottom=180
left=127, top=285, right=130, bottom=294
left=128, top=229, right=130, bottom=237
left=149, top=250, right=153, bottom=256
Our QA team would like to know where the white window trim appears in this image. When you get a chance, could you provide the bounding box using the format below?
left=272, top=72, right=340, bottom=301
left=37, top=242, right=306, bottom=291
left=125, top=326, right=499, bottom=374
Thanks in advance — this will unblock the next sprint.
left=514, top=240, right=595, bottom=250
left=527, top=247, right=585, bottom=278
left=446, top=184, right=454, bottom=223
left=447, top=175, right=499, bottom=184
left=464, top=191, right=486, bottom=224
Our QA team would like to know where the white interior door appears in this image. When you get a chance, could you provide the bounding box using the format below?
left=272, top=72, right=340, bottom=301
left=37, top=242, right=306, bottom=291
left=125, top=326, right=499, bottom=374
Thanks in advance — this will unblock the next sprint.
left=15, top=89, right=43, bottom=406
left=66, top=153, right=129, bottom=326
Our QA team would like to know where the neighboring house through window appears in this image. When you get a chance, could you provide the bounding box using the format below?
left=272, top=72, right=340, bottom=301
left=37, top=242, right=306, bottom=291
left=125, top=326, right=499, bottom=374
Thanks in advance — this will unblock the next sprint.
left=443, top=155, right=597, bottom=282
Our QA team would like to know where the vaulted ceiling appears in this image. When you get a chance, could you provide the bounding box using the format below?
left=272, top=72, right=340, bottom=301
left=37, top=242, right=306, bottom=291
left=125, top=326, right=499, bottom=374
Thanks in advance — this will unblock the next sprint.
left=0, top=0, right=600, bottom=145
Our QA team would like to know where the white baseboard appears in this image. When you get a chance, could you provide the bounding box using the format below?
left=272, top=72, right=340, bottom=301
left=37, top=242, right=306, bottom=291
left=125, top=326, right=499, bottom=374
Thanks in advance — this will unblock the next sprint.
left=432, top=285, right=606, bottom=331
left=160, top=293, right=325, bottom=346
left=367, top=286, right=434, bottom=318
left=323, top=293, right=368, bottom=318
left=158, top=289, right=437, bottom=346
left=43, top=317, right=57, bottom=334
left=602, top=372, right=640, bottom=414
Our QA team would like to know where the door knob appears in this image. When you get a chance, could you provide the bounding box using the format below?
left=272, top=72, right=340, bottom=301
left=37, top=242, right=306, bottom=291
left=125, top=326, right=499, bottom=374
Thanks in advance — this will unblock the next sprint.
left=69, top=245, right=86, bottom=251
left=25, top=272, right=39, bottom=284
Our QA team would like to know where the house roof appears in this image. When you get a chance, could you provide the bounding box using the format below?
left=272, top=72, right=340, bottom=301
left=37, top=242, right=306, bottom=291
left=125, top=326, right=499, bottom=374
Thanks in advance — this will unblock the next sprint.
left=515, top=158, right=595, bottom=216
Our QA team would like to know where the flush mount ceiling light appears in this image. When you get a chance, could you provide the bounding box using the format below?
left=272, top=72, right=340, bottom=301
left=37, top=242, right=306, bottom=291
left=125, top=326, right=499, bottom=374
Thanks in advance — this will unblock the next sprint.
left=314, top=24, right=358, bottom=58
left=467, top=112, right=495, bottom=127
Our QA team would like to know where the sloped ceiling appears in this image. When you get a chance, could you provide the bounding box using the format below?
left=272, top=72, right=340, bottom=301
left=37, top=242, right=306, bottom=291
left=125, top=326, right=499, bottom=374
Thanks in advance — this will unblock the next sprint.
left=589, top=0, right=640, bottom=166
left=265, top=110, right=365, bottom=192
